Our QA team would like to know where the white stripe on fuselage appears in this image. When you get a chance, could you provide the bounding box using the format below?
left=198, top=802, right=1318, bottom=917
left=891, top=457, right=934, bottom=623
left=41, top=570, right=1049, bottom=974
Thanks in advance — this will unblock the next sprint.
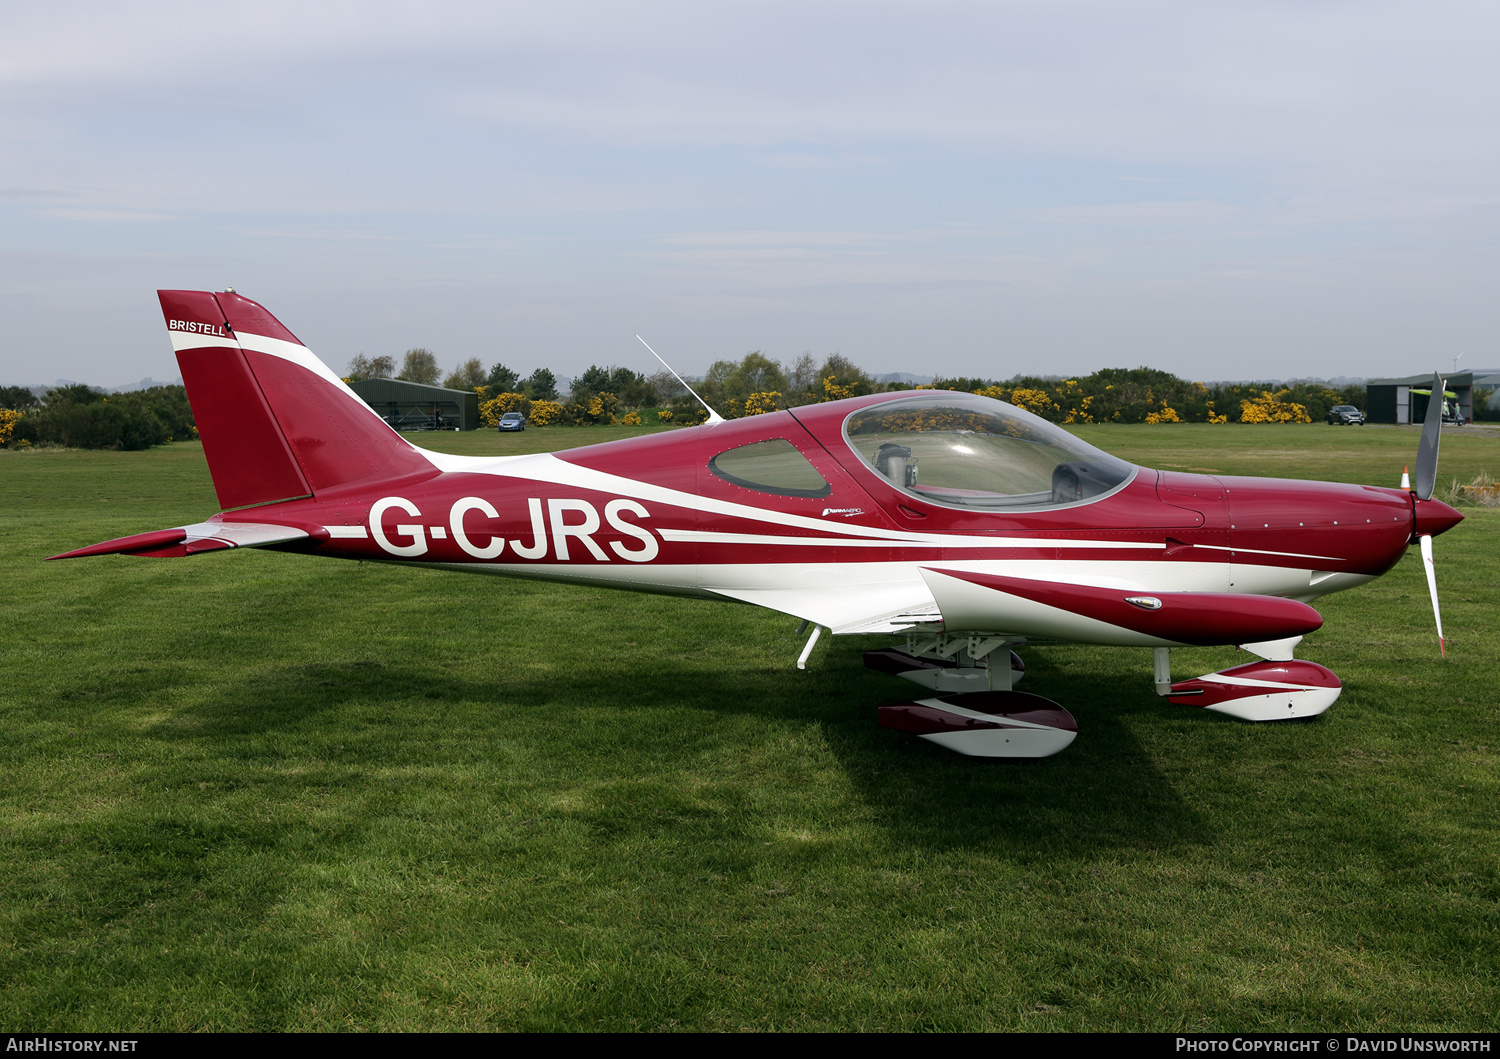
left=396, top=450, right=1174, bottom=553
left=386, top=555, right=1325, bottom=635
left=207, top=329, right=1346, bottom=565
left=422, top=453, right=1347, bottom=563
left=656, top=529, right=1094, bottom=550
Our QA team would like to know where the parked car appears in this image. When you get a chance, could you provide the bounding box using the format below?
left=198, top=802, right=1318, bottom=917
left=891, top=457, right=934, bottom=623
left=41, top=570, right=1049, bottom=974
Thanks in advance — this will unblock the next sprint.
left=1327, top=405, right=1365, bottom=426
left=497, top=411, right=526, bottom=432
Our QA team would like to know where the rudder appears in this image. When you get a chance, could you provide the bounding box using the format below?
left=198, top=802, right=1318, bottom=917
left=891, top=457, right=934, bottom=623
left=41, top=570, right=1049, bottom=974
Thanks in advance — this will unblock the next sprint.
left=161, top=290, right=311, bottom=510
left=160, top=290, right=434, bottom=510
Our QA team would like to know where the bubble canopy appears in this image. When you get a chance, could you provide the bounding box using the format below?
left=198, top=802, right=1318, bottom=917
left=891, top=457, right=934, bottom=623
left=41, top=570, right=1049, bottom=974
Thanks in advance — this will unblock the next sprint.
left=842, top=393, right=1136, bottom=510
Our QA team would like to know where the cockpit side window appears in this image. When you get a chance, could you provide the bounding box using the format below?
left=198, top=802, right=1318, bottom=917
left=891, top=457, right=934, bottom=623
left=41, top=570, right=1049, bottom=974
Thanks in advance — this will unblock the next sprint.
left=708, top=438, right=832, bottom=499
left=844, top=394, right=1134, bottom=510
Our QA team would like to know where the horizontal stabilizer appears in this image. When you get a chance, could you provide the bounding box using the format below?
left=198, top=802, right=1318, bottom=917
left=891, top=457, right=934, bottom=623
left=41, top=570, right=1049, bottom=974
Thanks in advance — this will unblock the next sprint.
left=49, top=521, right=321, bottom=560
left=921, top=568, right=1323, bottom=647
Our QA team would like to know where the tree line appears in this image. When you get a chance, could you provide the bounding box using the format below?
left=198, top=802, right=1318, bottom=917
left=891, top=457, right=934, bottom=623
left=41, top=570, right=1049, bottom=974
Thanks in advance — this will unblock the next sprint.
left=4, top=354, right=1486, bottom=451
left=0, top=384, right=194, bottom=450
left=344, top=348, right=1397, bottom=428
left=358, top=345, right=1405, bottom=426
left=937, top=368, right=1373, bottom=426
left=346, top=350, right=563, bottom=401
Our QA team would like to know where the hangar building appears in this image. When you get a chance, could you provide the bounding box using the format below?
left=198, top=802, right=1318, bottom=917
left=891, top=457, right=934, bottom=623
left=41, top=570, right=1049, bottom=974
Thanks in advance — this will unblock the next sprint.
left=1365, top=372, right=1500, bottom=425
left=347, top=378, right=480, bottom=431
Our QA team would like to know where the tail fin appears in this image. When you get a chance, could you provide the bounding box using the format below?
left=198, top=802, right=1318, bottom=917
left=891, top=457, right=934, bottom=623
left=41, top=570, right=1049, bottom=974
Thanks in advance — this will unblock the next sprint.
left=159, top=290, right=433, bottom=510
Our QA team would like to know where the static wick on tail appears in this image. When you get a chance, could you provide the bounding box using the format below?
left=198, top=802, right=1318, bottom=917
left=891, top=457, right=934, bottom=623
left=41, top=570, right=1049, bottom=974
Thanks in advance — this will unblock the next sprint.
left=636, top=336, right=724, bottom=426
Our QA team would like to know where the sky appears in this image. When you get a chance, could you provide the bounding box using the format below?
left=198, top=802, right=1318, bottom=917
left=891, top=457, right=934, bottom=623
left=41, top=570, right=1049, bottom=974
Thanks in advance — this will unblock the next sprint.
left=2, top=0, right=1498, bottom=388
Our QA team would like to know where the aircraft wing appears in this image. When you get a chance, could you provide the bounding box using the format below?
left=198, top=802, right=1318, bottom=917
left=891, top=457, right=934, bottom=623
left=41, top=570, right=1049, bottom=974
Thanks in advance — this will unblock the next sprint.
left=48, top=521, right=321, bottom=560
left=712, top=567, right=1322, bottom=648
left=709, top=578, right=940, bottom=635
left=919, top=568, right=1323, bottom=647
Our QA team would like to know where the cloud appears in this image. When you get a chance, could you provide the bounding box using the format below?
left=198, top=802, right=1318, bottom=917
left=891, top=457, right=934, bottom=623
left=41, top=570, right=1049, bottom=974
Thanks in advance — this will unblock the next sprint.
left=0, top=250, right=153, bottom=284
left=2, top=1, right=1498, bottom=384
left=1020, top=202, right=1237, bottom=227
left=37, top=207, right=176, bottom=222
left=659, top=231, right=899, bottom=248
left=4, top=2, right=1496, bottom=172
left=1, top=186, right=79, bottom=200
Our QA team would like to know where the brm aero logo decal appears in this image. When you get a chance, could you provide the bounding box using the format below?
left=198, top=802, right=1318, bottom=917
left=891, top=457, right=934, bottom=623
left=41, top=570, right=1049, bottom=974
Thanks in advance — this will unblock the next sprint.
left=369, top=496, right=659, bottom=562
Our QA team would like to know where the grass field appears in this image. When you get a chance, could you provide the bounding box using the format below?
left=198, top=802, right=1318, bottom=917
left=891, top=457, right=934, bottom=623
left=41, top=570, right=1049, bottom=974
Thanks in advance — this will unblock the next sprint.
left=1, top=422, right=1496, bottom=1031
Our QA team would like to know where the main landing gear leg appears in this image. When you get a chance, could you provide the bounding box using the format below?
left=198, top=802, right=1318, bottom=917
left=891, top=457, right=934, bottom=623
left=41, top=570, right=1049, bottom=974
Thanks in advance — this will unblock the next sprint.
left=1153, top=637, right=1342, bottom=722
left=862, top=632, right=1025, bottom=693
left=865, top=634, right=1078, bottom=758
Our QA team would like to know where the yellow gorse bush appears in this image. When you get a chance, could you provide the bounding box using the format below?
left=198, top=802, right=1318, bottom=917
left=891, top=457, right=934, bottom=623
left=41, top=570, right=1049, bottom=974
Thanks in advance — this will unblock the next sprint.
left=1240, top=390, right=1311, bottom=424
left=1008, top=387, right=1058, bottom=418
left=0, top=408, right=22, bottom=446
left=821, top=377, right=855, bottom=401
left=1059, top=379, right=1095, bottom=424
left=479, top=392, right=530, bottom=427
left=743, top=391, right=781, bottom=416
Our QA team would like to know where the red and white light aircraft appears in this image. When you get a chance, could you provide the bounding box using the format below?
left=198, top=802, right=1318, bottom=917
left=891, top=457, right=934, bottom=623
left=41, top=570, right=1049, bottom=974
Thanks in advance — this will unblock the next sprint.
left=53, top=290, right=1464, bottom=758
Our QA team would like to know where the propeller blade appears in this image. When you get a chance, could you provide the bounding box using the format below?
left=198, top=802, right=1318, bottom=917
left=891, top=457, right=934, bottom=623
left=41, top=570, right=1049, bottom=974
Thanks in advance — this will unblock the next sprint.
left=1413, top=372, right=1444, bottom=501
left=1419, top=533, right=1446, bottom=657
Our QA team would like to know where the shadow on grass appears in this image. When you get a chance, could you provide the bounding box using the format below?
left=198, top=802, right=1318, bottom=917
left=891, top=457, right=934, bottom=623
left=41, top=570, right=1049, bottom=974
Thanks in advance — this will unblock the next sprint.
left=814, top=644, right=1218, bottom=857
left=149, top=637, right=1214, bottom=861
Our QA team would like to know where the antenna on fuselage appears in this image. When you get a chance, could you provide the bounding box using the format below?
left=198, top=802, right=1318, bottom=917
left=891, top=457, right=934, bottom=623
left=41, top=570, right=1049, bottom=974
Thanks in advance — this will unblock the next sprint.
left=636, top=335, right=724, bottom=426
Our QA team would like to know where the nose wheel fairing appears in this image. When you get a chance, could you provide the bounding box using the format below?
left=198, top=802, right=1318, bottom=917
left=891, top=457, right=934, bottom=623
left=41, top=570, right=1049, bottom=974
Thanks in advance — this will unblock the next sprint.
left=1165, top=658, right=1342, bottom=722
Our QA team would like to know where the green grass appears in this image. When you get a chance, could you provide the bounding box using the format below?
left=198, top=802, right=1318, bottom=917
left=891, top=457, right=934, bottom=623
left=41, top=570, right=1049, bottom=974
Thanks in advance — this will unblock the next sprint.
left=1, top=423, right=1497, bottom=1031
